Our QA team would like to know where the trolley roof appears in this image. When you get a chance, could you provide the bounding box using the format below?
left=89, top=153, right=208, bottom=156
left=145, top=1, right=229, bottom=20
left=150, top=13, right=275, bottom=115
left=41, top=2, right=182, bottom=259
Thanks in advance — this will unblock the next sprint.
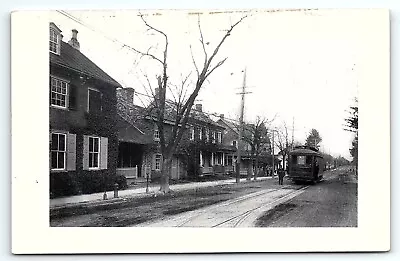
left=289, top=146, right=323, bottom=157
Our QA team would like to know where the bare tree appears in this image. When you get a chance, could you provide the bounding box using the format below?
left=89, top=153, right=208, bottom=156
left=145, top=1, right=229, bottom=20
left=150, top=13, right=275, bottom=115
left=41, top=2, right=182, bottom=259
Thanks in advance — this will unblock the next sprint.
left=242, top=116, right=272, bottom=180
left=131, top=13, right=247, bottom=193
left=275, top=122, right=291, bottom=172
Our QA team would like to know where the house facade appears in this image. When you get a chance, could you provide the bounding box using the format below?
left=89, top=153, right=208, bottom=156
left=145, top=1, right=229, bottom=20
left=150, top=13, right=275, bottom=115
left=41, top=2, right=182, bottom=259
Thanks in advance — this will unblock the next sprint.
left=116, top=90, right=237, bottom=182
left=185, top=105, right=236, bottom=178
left=49, top=22, right=121, bottom=197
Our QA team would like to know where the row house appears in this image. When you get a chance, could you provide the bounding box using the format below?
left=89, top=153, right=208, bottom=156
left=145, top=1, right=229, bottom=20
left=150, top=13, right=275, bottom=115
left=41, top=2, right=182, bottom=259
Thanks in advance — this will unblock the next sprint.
left=49, top=23, right=121, bottom=197
left=116, top=89, right=237, bottom=182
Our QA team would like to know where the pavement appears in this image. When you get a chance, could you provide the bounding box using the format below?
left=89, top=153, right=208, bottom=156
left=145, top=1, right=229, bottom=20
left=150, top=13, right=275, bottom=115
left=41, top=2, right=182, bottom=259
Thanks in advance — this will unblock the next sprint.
left=50, top=176, right=276, bottom=209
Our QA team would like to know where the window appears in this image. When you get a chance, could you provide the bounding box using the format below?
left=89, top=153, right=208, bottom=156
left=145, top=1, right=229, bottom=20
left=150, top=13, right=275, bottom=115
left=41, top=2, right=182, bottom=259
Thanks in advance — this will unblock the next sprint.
left=88, top=88, right=102, bottom=113
left=232, top=140, right=237, bottom=148
left=51, top=133, right=66, bottom=170
left=190, top=127, right=195, bottom=141
left=154, top=127, right=160, bottom=141
left=155, top=154, right=162, bottom=170
left=297, top=156, right=306, bottom=165
left=50, top=76, right=68, bottom=108
left=217, top=132, right=222, bottom=143
left=212, top=131, right=216, bottom=143
left=89, top=137, right=100, bottom=169
left=216, top=153, right=222, bottom=165
left=49, top=28, right=60, bottom=54
left=205, top=128, right=209, bottom=142
left=199, top=128, right=202, bottom=140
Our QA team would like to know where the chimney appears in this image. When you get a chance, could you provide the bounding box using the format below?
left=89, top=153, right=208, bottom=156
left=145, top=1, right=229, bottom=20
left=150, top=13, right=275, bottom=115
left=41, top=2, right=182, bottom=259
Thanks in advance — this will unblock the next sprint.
left=195, top=104, right=203, bottom=112
left=219, top=114, right=224, bottom=119
left=68, top=29, right=80, bottom=51
left=154, top=88, right=160, bottom=99
left=117, top=87, right=135, bottom=104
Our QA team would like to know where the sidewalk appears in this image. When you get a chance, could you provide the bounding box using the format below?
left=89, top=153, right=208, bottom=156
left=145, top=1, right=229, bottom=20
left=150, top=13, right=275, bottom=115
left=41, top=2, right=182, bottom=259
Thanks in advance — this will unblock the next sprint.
left=50, top=176, right=276, bottom=209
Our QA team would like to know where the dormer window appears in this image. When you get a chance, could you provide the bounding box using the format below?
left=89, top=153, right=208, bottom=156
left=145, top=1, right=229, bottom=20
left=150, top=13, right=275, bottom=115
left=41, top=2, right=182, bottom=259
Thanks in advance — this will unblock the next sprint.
left=49, top=23, right=62, bottom=55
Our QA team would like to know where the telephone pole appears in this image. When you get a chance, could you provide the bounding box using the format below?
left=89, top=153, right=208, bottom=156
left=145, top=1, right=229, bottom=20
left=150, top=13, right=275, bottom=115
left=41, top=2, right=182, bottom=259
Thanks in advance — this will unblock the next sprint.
left=235, top=68, right=251, bottom=183
left=291, top=117, right=295, bottom=150
left=271, top=130, right=275, bottom=176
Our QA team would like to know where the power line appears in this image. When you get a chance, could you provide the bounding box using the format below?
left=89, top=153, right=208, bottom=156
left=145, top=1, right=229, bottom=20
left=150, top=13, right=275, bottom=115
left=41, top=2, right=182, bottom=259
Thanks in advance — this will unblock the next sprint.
left=56, top=11, right=131, bottom=50
left=132, top=90, right=243, bottom=124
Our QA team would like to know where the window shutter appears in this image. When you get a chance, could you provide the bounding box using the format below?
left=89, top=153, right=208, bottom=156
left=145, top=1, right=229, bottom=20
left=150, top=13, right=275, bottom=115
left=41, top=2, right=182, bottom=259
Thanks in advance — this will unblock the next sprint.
left=66, top=133, right=76, bottom=171
left=100, top=137, right=108, bottom=169
left=69, top=84, right=78, bottom=110
left=151, top=153, right=156, bottom=170
left=83, top=135, right=89, bottom=170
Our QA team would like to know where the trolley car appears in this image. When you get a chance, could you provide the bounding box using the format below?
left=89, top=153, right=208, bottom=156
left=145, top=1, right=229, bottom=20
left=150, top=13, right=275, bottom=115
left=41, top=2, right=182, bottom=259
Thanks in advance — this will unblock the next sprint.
left=288, top=146, right=324, bottom=184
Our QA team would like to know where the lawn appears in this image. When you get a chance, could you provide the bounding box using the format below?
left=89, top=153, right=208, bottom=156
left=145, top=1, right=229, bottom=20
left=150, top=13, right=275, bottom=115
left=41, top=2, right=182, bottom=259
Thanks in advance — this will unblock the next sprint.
left=50, top=178, right=278, bottom=227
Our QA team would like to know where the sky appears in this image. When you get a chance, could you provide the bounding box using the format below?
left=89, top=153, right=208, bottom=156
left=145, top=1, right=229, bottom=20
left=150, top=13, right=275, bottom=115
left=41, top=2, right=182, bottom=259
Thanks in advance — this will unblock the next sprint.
left=49, top=9, right=362, bottom=159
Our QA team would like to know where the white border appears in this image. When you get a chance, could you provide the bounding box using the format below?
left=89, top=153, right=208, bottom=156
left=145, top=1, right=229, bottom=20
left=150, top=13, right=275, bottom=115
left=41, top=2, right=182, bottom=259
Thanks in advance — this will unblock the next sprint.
left=11, top=9, right=390, bottom=254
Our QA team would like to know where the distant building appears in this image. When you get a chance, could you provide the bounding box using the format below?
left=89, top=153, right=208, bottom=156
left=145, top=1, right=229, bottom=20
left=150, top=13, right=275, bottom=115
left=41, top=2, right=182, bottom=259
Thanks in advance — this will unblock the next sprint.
left=49, top=22, right=121, bottom=197
left=217, top=115, right=273, bottom=176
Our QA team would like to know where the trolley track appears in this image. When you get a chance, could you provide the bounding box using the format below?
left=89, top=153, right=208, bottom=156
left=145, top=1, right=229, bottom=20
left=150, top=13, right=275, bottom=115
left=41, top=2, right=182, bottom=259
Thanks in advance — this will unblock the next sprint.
left=176, top=184, right=309, bottom=227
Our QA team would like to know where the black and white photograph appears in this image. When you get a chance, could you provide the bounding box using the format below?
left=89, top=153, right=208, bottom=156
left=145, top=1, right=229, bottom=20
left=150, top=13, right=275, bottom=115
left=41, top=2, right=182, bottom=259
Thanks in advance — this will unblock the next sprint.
left=11, top=7, right=390, bottom=254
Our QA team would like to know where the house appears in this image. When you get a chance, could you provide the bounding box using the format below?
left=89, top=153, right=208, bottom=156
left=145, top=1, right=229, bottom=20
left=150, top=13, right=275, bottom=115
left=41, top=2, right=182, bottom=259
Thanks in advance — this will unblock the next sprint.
left=186, top=105, right=236, bottom=177
left=116, top=88, right=188, bottom=183
left=217, top=115, right=273, bottom=176
left=49, top=22, right=121, bottom=197
left=116, top=87, right=237, bottom=181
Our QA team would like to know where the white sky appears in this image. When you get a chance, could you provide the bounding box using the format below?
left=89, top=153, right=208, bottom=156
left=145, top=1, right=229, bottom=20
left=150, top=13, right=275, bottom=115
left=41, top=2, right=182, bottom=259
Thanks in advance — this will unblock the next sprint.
left=50, top=9, right=363, bottom=159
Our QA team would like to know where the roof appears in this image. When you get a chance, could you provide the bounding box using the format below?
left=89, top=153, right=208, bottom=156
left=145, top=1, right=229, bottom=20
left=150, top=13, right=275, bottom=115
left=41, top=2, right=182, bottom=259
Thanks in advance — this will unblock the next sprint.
left=289, top=148, right=323, bottom=157
left=50, top=41, right=121, bottom=88
left=190, top=110, right=225, bottom=129
left=217, top=118, right=238, bottom=134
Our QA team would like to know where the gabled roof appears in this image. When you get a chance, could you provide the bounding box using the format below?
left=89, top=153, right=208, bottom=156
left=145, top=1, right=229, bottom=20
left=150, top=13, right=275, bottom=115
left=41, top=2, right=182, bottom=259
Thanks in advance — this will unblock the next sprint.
left=190, top=110, right=225, bottom=129
left=50, top=41, right=121, bottom=88
left=217, top=118, right=238, bottom=133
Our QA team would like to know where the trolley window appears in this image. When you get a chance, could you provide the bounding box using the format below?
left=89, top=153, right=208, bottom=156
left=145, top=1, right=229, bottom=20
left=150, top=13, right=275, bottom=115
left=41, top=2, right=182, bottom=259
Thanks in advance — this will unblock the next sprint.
left=292, top=155, right=313, bottom=166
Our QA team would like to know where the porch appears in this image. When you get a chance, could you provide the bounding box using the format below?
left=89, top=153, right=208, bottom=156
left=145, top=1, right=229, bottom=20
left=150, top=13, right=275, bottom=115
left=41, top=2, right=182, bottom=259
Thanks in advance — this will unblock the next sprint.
left=117, top=141, right=144, bottom=183
left=199, top=151, right=234, bottom=175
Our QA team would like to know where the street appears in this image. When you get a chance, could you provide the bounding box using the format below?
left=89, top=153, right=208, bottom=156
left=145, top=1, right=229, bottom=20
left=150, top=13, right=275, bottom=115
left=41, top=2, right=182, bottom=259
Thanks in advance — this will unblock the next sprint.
left=256, top=166, right=358, bottom=227
left=50, top=167, right=357, bottom=227
left=138, top=166, right=357, bottom=227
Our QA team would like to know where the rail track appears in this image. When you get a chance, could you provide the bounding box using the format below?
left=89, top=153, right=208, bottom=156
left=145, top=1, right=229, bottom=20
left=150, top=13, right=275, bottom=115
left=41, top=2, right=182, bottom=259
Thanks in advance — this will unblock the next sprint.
left=176, top=184, right=310, bottom=227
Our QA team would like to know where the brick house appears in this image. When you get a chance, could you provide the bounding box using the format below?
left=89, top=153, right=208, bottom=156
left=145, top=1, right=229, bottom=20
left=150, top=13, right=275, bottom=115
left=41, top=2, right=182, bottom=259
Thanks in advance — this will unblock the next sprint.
left=49, top=22, right=121, bottom=197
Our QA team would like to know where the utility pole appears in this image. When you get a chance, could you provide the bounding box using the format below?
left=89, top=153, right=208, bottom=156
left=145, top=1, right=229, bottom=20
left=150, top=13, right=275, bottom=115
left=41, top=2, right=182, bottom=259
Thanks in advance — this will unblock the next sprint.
left=271, top=130, right=275, bottom=176
left=235, top=68, right=251, bottom=183
left=291, top=117, right=295, bottom=151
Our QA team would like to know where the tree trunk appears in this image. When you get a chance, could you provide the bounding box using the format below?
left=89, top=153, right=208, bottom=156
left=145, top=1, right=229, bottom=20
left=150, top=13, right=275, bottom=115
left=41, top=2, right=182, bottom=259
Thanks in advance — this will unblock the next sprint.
left=254, top=156, right=259, bottom=181
left=282, top=154, right=286, bottom=172
left=247, top=160, right=253, bottom=181
left=159, top=156, right=172, bottom=193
